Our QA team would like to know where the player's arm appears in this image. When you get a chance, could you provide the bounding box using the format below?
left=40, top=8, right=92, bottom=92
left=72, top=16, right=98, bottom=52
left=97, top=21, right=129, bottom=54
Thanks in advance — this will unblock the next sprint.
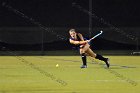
left=69, top=39, right=87, bottom=45
left=77, top=33, right=84, bottom=41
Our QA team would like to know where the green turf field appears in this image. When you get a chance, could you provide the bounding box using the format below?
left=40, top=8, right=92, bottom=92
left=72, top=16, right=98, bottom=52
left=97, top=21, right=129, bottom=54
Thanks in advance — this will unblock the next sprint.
left=0, top=56, right=139, bottom=93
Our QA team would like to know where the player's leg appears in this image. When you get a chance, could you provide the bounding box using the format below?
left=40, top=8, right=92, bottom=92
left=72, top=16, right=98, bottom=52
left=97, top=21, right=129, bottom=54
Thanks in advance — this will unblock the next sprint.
left=85, top=48, right=110, bottom=68
left=79, top=44, right=90, bottom=68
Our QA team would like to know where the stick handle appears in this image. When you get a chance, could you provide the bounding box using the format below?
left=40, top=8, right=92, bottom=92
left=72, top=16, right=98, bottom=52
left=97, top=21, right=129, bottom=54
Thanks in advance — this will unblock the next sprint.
left=89, top=31, right=103, bottom=41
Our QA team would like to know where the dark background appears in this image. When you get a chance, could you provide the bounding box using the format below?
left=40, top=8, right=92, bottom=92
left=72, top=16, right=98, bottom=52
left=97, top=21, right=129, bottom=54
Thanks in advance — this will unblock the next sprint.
left=0, top=0, right=140, bottom=54
left=0, top=0, right=140, bottom=27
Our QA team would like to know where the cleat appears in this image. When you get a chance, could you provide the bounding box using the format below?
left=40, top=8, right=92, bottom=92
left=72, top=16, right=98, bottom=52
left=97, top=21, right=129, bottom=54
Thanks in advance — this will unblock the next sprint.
left=105, top=58, right=110, bottom=68
left=80, top=65, right=87, bottom=68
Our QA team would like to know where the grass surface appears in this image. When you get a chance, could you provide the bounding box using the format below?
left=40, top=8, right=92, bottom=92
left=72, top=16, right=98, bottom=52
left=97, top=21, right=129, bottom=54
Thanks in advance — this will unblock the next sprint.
left=0, top=56, right=139, bottom=93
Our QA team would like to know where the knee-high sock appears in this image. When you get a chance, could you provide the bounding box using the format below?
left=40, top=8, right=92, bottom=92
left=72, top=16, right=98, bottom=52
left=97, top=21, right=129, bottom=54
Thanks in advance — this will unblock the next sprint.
left=95, top=54, right=107, bottom=62
left=81, top=53, right=87, bottom=65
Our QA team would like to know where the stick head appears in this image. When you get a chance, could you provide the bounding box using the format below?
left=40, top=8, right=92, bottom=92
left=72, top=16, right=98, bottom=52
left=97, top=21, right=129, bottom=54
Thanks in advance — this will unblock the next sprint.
left=100, top=30, right=103, bottom=33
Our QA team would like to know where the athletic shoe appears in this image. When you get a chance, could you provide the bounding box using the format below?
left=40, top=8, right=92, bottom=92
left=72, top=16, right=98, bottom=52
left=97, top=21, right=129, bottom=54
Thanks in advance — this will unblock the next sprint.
left=80, top=65, right=87, bottom=68
left=105, top=58, right=110, bottom=68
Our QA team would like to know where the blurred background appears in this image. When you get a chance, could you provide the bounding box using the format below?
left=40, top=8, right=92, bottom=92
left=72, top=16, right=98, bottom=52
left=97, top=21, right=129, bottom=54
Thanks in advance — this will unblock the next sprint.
left=0, top=0, right=140, bottom=55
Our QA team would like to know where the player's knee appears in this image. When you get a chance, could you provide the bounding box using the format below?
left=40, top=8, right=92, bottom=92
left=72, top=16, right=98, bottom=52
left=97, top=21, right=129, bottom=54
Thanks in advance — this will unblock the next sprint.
left=90, top=53, right=96, bottom=58
left=80, top=49, right=85, bottom=54
left=80, top=52, right=85, bottom=55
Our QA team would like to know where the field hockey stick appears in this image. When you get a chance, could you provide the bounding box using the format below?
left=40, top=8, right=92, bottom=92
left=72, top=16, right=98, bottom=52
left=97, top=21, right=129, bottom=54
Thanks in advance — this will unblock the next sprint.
left=88, top=31, right=103, bottom=42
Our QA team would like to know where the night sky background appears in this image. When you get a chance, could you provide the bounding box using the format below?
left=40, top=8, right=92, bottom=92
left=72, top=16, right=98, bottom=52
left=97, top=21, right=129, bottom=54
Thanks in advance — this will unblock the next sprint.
left=0, top=0, right=140, bottom=27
